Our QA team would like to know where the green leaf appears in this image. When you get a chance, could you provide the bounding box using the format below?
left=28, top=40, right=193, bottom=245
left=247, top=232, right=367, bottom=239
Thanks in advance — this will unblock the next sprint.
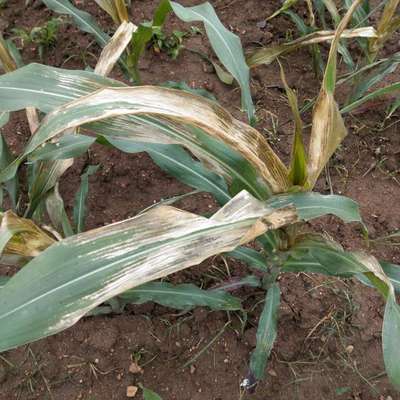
left=266, top=192, right=361, bottom=223
left=383, top=291, right=400, bottom=390
left=0, top=118, right=18, bottom=209
left=250, top=283, right=280, bottom=379
left=142, top=386, right=162, bottom=400
left=73, top=165, right=99, bottom=233
left=119, top=282, right=242, bottom=310
left=341, top=82, right=400, bottom=114
left=29, top=134, right=96, bottom=161
left=0, top=190, right=298, bottom=351
left=171, top=1, right=255, bottom=123
left=108, top=139, right=231, bottom=205
left=153, top=0, right=173, bottom=27
left=127, top=22, right=153, bottom=83
left=42, top=0, right=109, bottom=47
left=279, top=64, right=307, bottom=186
left=0, top=63, right=124, bottom=113
left=226, top=247, right=268, bottom=272
left=0, top=276, right=9, bottom=288
left=267, top=0, right=298, bottom=21
left=27, top=159, right=73, bottom=218
left=347, top=52, right=400, bottom=104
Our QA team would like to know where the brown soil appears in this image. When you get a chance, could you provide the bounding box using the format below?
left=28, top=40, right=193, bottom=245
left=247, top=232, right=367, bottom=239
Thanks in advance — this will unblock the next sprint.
left=1, top=0, right=400, bottom=399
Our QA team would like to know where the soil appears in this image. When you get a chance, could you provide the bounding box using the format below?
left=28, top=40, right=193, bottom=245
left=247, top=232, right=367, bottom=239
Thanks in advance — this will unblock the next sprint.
left=1, top=0, right=400, bottom=399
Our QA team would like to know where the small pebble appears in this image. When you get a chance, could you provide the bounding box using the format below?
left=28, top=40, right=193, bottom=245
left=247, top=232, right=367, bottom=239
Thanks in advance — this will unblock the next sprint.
left=129, top=362, right=143, bottom=375
left=126, top=386, right=138, bottom=398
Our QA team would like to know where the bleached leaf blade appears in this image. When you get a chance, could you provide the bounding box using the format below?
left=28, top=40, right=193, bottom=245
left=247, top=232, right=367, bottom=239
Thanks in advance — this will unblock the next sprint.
left=95, top=21, right=136, bottom=77
left=0, top=210, right=55, bottom=258
left=0, top=85, right=289, bottom=195
left=0, top=190, right=298, bottom=351
left=247, top=27, right=377, bottom=68
left=307, top=1, right=365, bottom=187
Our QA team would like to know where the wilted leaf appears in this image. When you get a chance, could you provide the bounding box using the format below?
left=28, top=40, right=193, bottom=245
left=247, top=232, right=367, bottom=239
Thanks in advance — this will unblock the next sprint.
left=247, top=27, right=376, bottom=68
left=306, top=1, right=366, bottom=187
left=94, top=21, right=136, bottom=77
left=369, top=0, right=400, bottom=60
left=0, top=84, right=289, bottom=195
left=0, top=210, right=55, bottom=258
left=0, top=190, right=298, bottom=351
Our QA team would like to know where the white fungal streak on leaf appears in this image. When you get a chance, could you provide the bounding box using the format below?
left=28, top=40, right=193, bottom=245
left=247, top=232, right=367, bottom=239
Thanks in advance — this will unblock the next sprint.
left=0, top=191, right=298, bottom=350
left=94, top=21, right=136, bottom=77
left=24, top=86, right=290, bottom=193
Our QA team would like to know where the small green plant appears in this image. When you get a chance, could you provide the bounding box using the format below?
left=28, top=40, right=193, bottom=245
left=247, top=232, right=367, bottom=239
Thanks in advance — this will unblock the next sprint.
left=152, top=28, right=186, bottom=59
left=1, top=0, right=400, bottom=393
left=12, top=17, right=62, bottom=60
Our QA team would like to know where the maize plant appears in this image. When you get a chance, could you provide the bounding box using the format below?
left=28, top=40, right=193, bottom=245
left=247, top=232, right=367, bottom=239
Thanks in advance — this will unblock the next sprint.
left=0, top=0, right=400, bottom=391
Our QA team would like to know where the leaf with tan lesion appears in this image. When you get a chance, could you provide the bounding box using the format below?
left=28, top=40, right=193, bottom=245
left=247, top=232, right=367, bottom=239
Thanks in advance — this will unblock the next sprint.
left=0, top=211, right=56, bottom=259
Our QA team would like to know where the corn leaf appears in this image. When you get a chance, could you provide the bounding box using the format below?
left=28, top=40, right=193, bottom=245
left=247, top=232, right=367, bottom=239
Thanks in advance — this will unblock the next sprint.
left=0, top=276, right=8, bottom=288
left=246, top=27, right=377, bottom=68
left=94, top=21, right=136, bottom=77
left=42, top=0, right=110, bottom=47
left=0, top=81, right=289, bottom=196
left=383, top=293, right=400, bottom=390
left=29, top=134, right=96, bottom=161
left=341, top=82, right=400, bottom=114
left=46, top=184, right=74, bottom=238
left=26, top=159, right=73, bottom=218
left=73, top=165, right=99, bottom=233
left=0, top=34, right=17, bottom=73
left=0, top=65, right=271, bottom=200
left=307, top=1, right=365, bottom=188
left=120, top=282, right=242, bottom=310
left=279, top=64, right=307, bottom=186
left=281, top=236, right=400, bottom=389
left=142, top=387, right=162, bottom=400
left=0, top=190, right=298, bottom=351
left=94, top=0, right=120, bottom=24
left=369, top=0, right=400, bottom=60
left=227, top=247, right=268, bottom=272
left=108, top=139, right=231, bottom=204
left=171, top=1, right=255, bottom=123
left=265, top=192, right=361, bottom=223
left=0, top=210, right=55, bottom=258
left=127, top=0, right=171, bottom=83
left=0, top=125, right=18, bottom=209
left=267, top=0, right=298, bottom=21
left=347, top=52, right=400, bottom=104
left=250, top=283, right=280, bottom=379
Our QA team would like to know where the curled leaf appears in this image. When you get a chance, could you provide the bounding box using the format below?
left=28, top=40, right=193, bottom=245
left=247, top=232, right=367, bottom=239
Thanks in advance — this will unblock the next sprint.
left=0, top=210, right=55, bottom=258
